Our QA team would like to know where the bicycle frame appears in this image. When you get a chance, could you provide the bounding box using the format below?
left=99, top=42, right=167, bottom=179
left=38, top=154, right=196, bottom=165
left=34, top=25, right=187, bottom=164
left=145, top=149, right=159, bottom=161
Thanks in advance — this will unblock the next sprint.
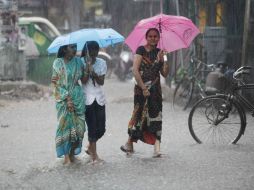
left=172, top=57, right=215, bottom=111
left=188, top=66, right=254, bottom=144
left=233, top=84, right=254, bottom=112
left=190, top=61, right=213, bottom=98
left=214, top=83, right=254, bottom=134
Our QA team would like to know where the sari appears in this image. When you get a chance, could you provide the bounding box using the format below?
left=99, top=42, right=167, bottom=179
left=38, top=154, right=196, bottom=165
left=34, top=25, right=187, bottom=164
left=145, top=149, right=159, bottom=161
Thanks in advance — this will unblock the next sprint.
left=51, top=57, right=86, bottom=157
left=128, top=46, right=163, bottom=145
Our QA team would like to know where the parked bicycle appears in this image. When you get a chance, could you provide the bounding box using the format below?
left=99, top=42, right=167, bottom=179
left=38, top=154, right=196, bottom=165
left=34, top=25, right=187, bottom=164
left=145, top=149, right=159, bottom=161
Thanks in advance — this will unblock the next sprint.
left=188, top=66, right=253, bottom=144
left=172, top=56, right=215, bottom=110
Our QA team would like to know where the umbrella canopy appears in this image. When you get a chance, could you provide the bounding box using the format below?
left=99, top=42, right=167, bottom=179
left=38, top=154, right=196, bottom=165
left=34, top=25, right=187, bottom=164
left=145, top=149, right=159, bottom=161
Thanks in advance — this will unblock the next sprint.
left=47, top=28, right=125, bottom=54
left=125, top=14, right=200, bottom=53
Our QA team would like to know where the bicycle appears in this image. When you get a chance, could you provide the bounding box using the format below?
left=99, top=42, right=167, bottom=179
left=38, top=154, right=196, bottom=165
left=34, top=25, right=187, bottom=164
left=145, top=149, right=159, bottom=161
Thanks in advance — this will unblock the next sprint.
left=172, top=56, right=214, bottom=110
left=188, top=66, right=253, bottom=144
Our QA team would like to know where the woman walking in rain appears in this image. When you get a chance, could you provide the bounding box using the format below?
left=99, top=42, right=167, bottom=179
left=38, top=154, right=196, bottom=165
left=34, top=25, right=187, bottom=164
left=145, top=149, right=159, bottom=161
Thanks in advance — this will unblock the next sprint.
left=120, top=28, right=170, bottom=157
left=81, top=41, right=107, bottom=163
left=51, top=44, right=86, bottom=165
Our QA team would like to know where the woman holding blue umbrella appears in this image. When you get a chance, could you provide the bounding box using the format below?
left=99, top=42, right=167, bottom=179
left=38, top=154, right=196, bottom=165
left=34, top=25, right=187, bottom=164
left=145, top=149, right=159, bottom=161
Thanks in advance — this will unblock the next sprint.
left=51, top=44, right=86, bottom=165
left=81, top=41, right=107, bottom=163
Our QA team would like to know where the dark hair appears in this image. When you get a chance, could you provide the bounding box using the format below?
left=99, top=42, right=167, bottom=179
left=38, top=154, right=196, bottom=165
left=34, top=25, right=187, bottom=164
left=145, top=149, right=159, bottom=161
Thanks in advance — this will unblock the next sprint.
left=57, top=45, right=68, bottom=58
left=57, top=44, right=77, bottom=58
left=81, top=41, right=100, bottom=57
left=145, top=28, right=160, bottom=39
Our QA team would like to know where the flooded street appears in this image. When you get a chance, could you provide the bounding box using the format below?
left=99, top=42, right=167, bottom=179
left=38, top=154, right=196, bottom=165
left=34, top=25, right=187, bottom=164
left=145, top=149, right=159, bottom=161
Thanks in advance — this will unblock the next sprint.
left=0, top=0, right=253, bottom=189
left=1, top=78, right=254, bottom=190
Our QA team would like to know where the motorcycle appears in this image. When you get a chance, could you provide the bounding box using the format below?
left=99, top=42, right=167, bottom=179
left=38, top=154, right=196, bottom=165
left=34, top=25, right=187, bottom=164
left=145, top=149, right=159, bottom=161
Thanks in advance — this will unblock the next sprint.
left=114, top=50, right=133, bottom=81
left=97, top=51, right=113, bottom=78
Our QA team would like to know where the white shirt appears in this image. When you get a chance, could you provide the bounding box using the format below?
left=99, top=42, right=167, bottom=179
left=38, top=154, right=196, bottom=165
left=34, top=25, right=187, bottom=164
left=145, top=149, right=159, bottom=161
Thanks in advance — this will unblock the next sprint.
left=82, top=57, right=107, bottom=106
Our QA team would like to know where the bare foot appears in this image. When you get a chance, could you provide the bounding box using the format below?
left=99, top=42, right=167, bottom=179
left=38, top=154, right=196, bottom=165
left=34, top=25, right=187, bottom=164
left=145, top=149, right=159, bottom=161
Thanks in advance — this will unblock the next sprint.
left=85, top=145, right=91, bottom=155
left=95, top=154, right=104, bottom=162
left=63, top=155, right=72, bottom=165
left=70, top=155, right=77, bottom=162
left=70, top=150, right=75, bottom=162
left=91, top=158, right=104, bottom=165
left=152, top=152, right=162, bottom=158
left=63, top=160, right=71, bottom=165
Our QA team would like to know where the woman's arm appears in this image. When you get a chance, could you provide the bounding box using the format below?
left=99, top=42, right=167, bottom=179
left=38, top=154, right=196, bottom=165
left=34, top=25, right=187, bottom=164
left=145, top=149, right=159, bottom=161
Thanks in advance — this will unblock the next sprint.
left=81, top=67, right=89, bottom=84
left=157, top=51, right=170, bottom=78
left=81, top=60, right=89, bottom=84
left=51, top=65, right=74, bottom=111
left=51, top=64, right=69, bottom=102
left=133, top=54, right=146, bottom=90
left=133, top=54, right=150, bottom=97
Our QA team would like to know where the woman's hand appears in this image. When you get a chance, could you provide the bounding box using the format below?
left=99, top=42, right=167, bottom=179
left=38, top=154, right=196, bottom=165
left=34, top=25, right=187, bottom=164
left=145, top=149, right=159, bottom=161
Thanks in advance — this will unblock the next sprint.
left=91, top=70, right=98, bottom=78
left=84, top=65, right=89, bottom=76
left=51, top=76, right=59, bottom=85
left=66, top=96, right=74, bottom=112
left=157, top=50, right=164, bottom=62
left=87, top=64, right=93, bottom=74
left=142, top=88, right=150, bottom=97
left=91, top=71, right=105, bottom=86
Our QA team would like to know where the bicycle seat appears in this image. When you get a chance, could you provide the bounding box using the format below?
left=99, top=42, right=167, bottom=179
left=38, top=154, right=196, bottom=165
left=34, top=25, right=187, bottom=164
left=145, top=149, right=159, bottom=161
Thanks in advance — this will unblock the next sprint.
left=233, top=66, right=252, bottom=79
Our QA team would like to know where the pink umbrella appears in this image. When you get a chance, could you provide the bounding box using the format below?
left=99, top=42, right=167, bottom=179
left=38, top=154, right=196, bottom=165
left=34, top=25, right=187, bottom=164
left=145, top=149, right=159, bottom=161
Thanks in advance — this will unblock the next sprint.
left=125, top=14, right=200, bottom=53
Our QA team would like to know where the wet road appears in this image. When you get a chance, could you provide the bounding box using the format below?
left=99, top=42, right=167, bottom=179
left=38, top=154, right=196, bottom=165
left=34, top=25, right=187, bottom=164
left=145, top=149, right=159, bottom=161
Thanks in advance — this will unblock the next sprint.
left=1, top=78, right=254, bottom=190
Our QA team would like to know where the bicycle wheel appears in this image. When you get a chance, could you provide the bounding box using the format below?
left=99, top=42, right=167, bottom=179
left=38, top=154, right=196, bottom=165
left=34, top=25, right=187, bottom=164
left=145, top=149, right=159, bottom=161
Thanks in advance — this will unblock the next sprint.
left=173, top=77, right=194, bottom=110
left=188, top=95, right=244, bottom=144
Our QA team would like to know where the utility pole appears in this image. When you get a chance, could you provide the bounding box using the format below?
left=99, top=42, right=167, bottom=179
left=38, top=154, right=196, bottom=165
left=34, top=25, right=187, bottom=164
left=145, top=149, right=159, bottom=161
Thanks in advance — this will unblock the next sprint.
left=175, top=0, right=184, bottom=67
left=149, top=0, right=153, bottom=16
left=241, top=0, right=251, bottom=66
left=160, top=0, right=163, bottom=13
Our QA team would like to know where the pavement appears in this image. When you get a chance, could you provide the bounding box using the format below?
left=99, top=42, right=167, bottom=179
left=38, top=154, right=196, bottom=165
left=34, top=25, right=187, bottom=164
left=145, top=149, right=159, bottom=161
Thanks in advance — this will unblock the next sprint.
left=0, top=78, right=254, bottom=190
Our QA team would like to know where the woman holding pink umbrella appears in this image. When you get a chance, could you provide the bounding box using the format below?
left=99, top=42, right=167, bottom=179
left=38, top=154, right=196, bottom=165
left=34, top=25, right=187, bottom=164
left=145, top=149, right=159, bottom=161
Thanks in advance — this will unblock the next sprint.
left=120, top=28, right=170, bottom=157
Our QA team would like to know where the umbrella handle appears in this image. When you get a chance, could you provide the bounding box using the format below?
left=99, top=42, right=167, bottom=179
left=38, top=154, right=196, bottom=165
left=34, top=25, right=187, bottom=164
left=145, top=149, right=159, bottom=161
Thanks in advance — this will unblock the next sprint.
left=159, top=19, right=162, bottom=33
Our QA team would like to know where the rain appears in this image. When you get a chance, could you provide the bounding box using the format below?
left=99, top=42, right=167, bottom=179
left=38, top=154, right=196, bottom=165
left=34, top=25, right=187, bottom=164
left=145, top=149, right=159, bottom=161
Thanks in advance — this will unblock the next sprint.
left=1, top=0, right=254, bottom=190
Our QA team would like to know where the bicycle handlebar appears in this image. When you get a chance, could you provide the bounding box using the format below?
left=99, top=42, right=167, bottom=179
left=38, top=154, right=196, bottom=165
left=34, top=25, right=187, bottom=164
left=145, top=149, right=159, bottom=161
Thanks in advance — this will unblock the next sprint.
left=207, top=64, right=215, bottom=69
left=190, top=56, right=215, bottom=70
left=233, top=66, right=252, bottom=80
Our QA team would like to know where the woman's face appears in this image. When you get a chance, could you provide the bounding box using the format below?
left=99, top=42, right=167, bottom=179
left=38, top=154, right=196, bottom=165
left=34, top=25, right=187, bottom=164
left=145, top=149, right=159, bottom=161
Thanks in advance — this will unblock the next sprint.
left=88, top=49, right=99, bottom=58
left=146, top=30, right=160, bottom=47
left=66, top=44, right=77, bottom=57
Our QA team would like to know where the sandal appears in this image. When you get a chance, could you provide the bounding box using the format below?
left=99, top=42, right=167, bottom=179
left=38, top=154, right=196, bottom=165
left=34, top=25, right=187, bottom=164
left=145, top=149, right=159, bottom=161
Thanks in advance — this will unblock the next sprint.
left=120, top=143, right=134, bottom=153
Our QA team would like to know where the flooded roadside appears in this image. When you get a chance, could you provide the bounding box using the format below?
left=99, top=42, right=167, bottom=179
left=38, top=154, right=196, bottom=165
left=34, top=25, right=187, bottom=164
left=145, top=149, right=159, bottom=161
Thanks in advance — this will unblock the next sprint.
left=1, top=79, right=254, bottom=190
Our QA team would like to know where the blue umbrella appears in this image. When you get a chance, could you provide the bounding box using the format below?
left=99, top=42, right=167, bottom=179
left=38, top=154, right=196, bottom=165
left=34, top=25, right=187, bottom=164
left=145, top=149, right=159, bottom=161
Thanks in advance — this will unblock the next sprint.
left=47, top=28, right=125, bottom=54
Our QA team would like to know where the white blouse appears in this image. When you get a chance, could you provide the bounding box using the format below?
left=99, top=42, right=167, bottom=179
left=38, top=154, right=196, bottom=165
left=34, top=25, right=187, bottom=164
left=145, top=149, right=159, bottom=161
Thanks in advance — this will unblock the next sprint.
left=82, top=57, right=107, bottom=106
